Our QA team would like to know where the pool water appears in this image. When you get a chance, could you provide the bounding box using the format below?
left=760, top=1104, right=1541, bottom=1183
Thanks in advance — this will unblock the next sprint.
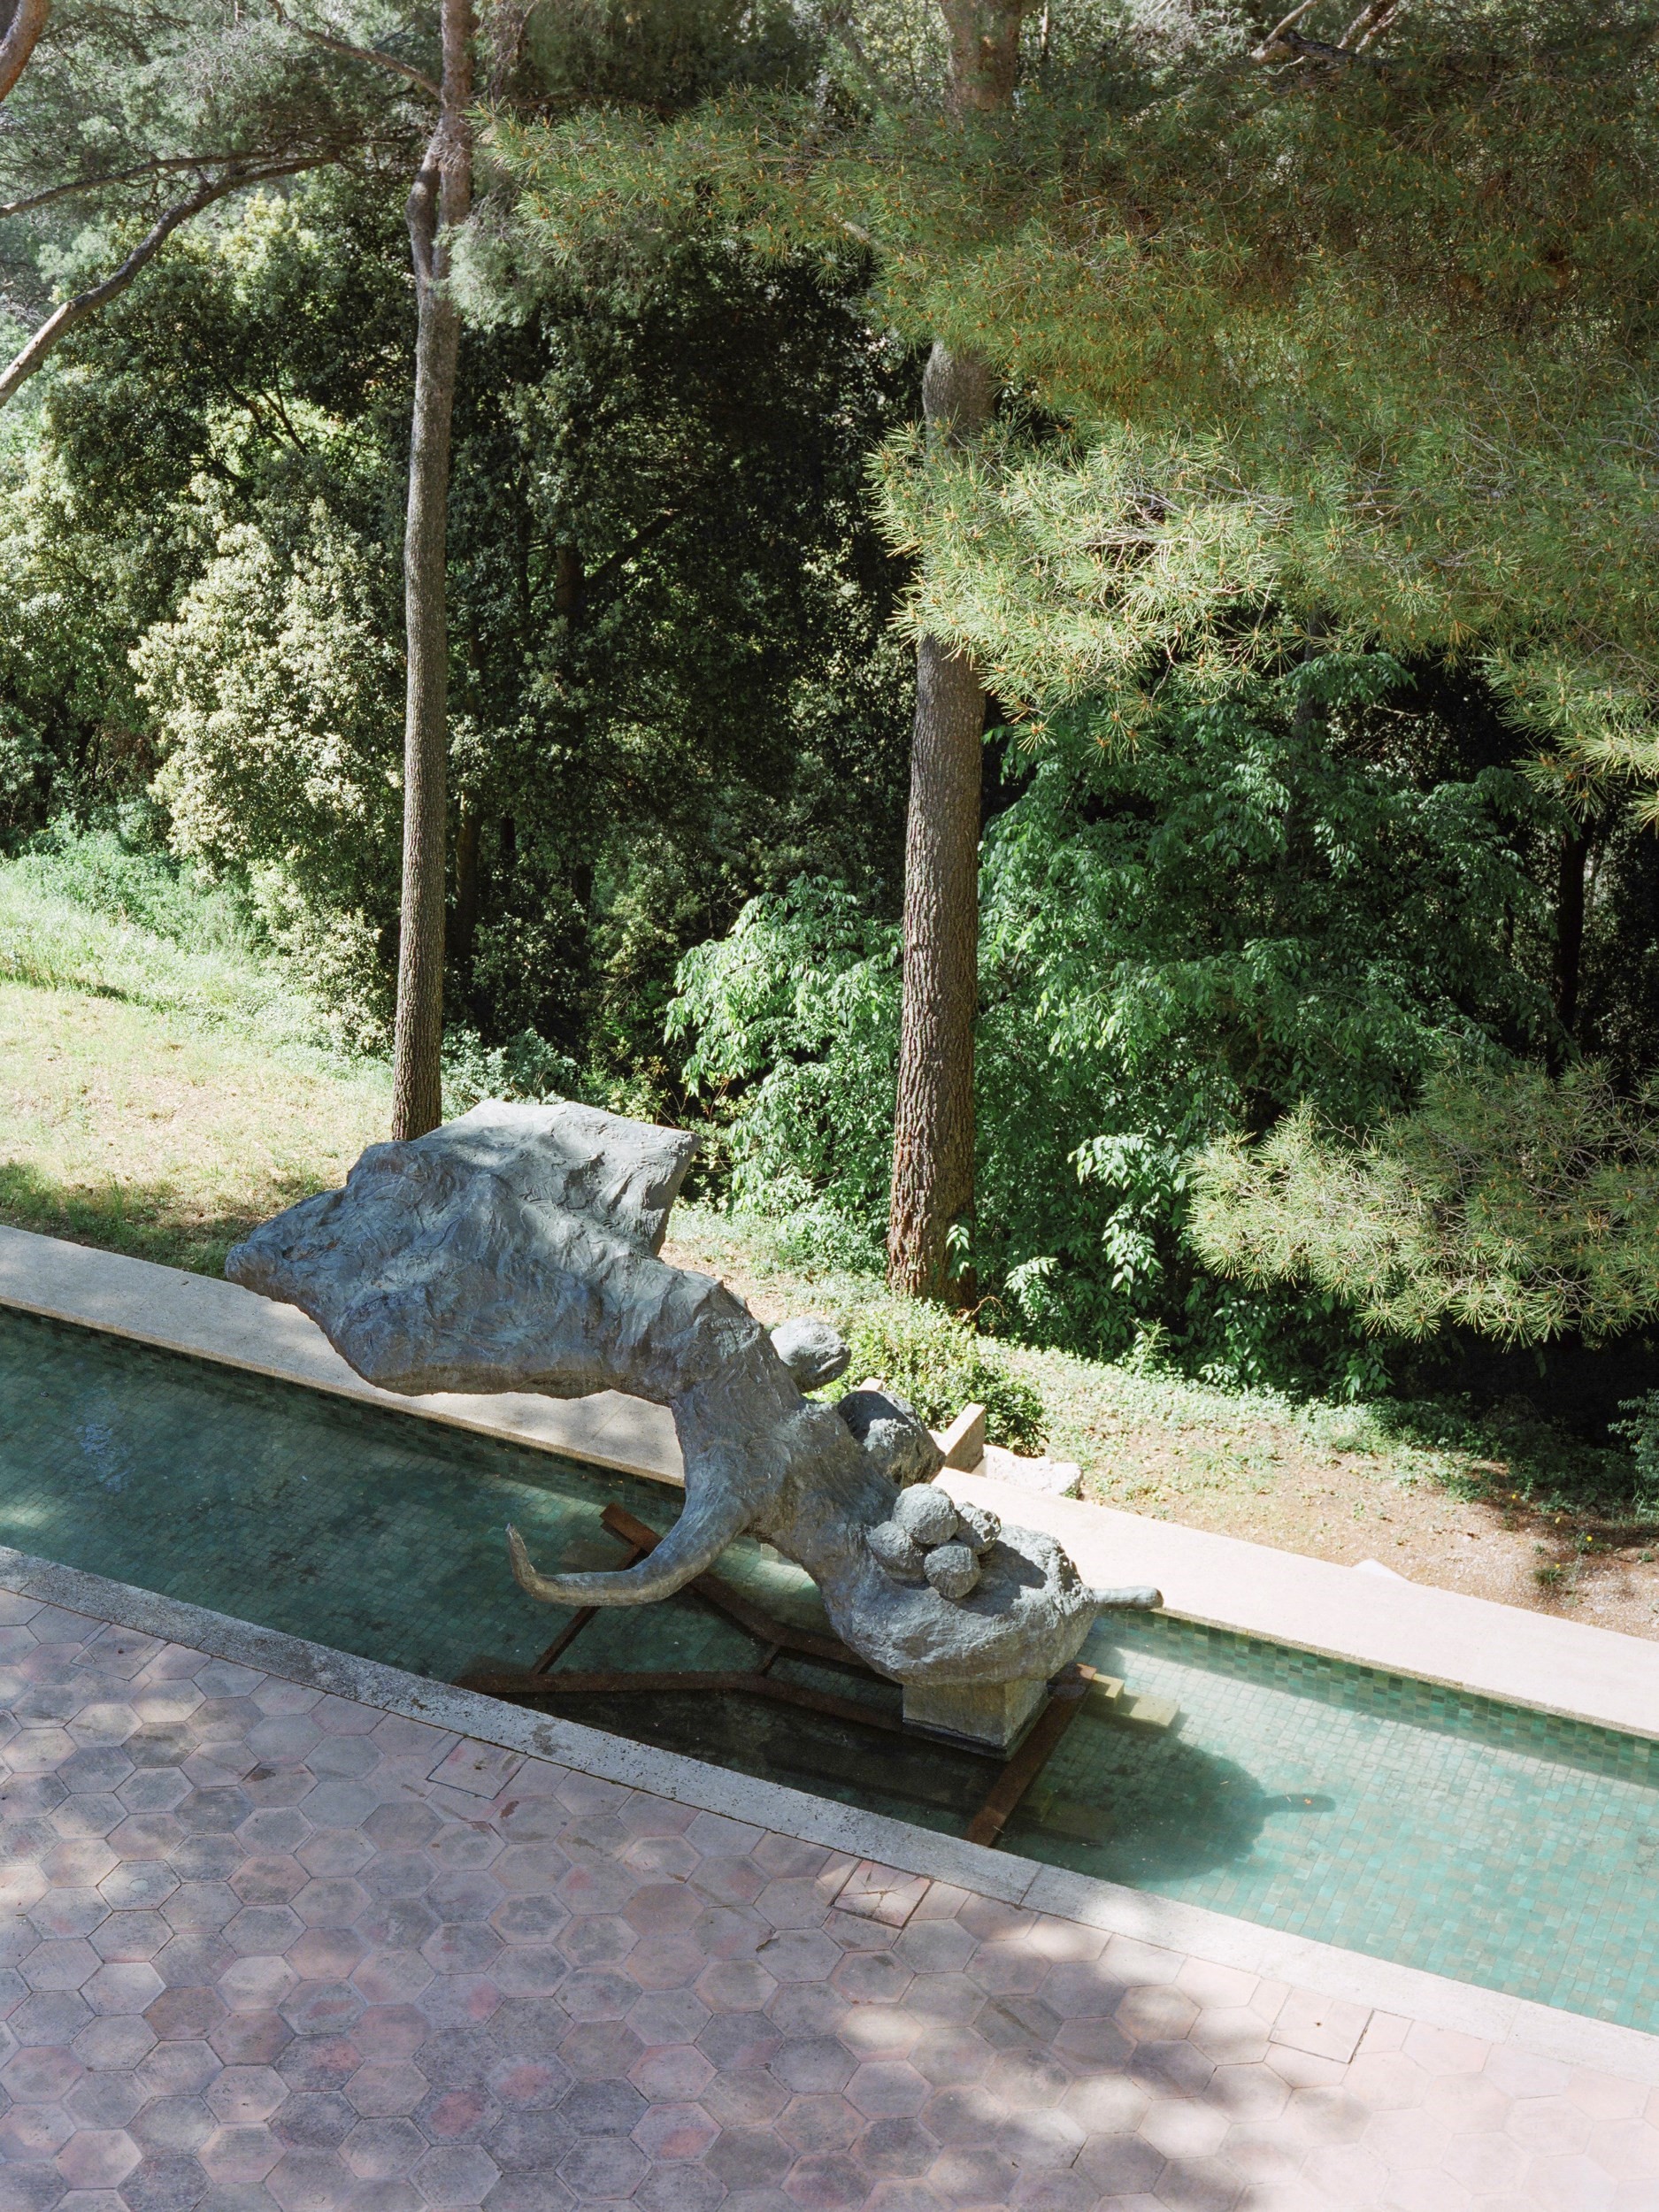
left=2, top=1305, right=1655, bottom=2035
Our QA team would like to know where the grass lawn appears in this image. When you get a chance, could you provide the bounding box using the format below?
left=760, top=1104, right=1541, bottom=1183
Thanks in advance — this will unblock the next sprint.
left=0, top=979, right=388, bottom=1275
left=0, top=850, right=389, bottom=1274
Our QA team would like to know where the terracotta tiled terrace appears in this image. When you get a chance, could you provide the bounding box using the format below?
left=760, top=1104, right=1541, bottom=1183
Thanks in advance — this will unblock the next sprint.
left=1, top=1586, right=1655, bottom=2212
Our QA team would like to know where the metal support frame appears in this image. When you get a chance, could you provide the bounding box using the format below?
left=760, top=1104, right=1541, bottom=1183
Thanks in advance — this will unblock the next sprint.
left=457, top=1502, right=1096, bottom=1848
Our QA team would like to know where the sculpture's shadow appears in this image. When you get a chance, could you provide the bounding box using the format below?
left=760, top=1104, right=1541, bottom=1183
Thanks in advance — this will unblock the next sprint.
left=1002, top=1626, right=1340, bottom=1885
left=1002, top=1702, right=1323, bottom=1884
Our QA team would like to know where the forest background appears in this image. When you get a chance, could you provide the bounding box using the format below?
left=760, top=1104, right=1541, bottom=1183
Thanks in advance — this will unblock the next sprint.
left=6, top=0, right=1659, bottom=1515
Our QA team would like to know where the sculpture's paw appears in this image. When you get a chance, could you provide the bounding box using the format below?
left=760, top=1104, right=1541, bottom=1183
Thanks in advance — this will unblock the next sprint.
left=1092, top=1586, right=1163, bottom=1611
left=836, top=1387, right=944, bottom=1487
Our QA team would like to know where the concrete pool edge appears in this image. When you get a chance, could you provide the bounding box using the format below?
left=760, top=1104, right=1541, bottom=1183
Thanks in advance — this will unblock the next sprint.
left=6, top=1218, right=1659, bottom=1747
left=3, top=1539, right=1655, bottom=2087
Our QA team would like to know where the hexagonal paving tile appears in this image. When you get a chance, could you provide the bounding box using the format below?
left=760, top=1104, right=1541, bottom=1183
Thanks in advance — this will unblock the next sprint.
left=2, top=1612, right=1655, bottom=2212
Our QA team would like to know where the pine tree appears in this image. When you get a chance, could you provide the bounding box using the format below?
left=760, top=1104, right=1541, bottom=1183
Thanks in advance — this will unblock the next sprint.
left=0, top=4, right=410, bottom=408
left=481, top=1, right=1659, bottom=1297
left=392, top=0, right=472, bottom=1141
left=887, top=0, right=1023, bottom=1303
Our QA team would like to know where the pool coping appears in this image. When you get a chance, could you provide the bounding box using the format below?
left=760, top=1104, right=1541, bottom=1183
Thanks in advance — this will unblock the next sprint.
left=2, top=1539, right=1655, bottom=2086
left=5, top=1221, right=1658, bottom=1748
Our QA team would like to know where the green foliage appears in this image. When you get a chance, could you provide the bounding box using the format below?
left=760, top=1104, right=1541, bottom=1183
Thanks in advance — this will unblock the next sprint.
left=829, top=1295, right=1047, bottom=1453
left=440, top=1028, right=591, bottom=1119
left=872, top=423, right=1291, bottom=726
left=488, top=3, right=1659, bottom=792
left=674, top=649, right=1567, bottom=1386
left=1611, top=1396, right=1659, bottom=1517
left=1193, top=1066, right=1659, bottom=1348
left=521, top=0, right=820, bottom=113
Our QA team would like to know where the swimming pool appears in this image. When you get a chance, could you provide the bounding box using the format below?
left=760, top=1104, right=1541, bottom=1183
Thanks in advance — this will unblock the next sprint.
left=2, top=1302, right=1655, bottom=2035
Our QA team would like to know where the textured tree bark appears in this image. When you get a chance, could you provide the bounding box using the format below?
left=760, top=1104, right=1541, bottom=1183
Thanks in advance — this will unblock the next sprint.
left=390, top=0, right=473, bottom=1142
left=452, top=803, right=481, bottom=963
left=0, top=0, right=49, bottom=107
left=886, top=0, right=1019, bottom=1298
left=887, top=347, right=995, bottom=1298
left=937, top=0, right=1022, bottom=109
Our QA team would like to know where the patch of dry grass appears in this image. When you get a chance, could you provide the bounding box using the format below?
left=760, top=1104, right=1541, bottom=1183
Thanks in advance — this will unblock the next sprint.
left=0, top=979, right=388, bottom=1274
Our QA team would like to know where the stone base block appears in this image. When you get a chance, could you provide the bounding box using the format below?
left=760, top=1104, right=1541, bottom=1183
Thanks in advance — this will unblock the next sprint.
left=902, top=1672, right=1048, bottom=1753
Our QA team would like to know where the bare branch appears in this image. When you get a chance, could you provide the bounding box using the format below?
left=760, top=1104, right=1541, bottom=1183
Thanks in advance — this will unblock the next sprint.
left=1, top=134, right=407, bottom=219
left=0, top=0, right=49, bottom=106
left=1343, top=0, right=1398, bottom=50
left=0, top=157, right=330, bottom=411
left=269, top=1, right=439, bottom=100
left=1, top=153, right=280, bottom=219
left=1254, top=0, right=1398, bottom=65
left=1252, top=0, right=1319, bottom=60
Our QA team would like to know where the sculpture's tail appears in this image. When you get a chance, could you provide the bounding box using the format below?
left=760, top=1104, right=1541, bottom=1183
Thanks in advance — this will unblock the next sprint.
left=1091, top=1586, right=1163, bottom=1610
left=506, top=1488, right=749, bottom=1608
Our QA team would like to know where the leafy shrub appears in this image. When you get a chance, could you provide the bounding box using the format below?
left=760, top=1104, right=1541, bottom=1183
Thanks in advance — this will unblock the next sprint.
left=671, top=877, right=901, bottom=1231
left=670, top=655, right=1552, bottom=1387
left=442, top=1028, right=592, bottom=1118
left=134, top=510, right=403, bottom=1020
left=1611, top=1395, right=1659, bottom=1517
left=830, top=1297, right=1047, bottom=1454
left=1192, top=1065, right=1659, bottom=1346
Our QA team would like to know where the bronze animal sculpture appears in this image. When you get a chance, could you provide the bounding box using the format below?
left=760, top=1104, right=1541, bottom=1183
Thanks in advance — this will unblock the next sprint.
left=227, top=1102, right=1158, bottom=1737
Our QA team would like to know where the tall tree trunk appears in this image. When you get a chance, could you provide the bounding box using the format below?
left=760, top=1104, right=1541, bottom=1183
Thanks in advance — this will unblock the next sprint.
left=0, top=0, right=50, bottom=107
left=391, top=0, right=473, bottom=1141
left=886, top=0, right=1019, bottom=1298
left=887, top=347, right=995, bottom=1297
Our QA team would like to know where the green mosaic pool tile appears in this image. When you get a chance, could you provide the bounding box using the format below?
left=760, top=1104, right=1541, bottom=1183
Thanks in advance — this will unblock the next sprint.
left=1002, top=1609, right=1659, bottom=2032
left=3, top=1302, right=1658, bottom=2036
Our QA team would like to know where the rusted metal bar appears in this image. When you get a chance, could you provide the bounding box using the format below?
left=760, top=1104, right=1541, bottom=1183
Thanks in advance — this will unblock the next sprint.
left=598, top=1502, right=857, bottom=1666
left=455, top=1662, right=910, bottom=1734
left=964, top=1664, right=1094, bottom=1849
